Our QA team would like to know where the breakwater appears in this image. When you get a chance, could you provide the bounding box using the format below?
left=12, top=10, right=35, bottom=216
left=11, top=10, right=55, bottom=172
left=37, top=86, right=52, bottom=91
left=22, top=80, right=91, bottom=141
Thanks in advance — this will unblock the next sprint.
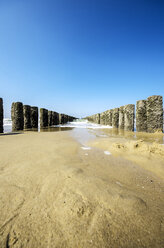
left=86, top=95, right=163, bottom=133
left=0, top=95, right=163, bottom=133
left=0, top=98, right=76, bottom=133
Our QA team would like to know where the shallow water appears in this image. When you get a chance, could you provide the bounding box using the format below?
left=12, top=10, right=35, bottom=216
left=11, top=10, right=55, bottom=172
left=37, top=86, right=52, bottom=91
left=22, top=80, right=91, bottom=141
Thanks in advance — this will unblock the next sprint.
left=100, top=128, right=164, bottom=144
left=40, top=127, right=74, bottom=132
left=3, top=119, right=164, bottom=144
left=67, top=121, right=164, bottom=145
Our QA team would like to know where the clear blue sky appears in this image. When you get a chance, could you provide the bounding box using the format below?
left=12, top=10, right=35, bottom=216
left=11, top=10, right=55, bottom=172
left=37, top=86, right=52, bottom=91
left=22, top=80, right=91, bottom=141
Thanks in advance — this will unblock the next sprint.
left=0, top=0, right=164, bottom=118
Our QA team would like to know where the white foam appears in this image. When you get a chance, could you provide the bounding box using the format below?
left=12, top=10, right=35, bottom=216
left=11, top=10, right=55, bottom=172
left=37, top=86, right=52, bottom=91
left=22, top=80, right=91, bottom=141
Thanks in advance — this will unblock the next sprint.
left=104, top=151, right=111, bottom=155
left=3, top=119, right=12, bottom=133
left=4, top=119, right=12, bottom=126
left=81, top=146, right=91, bottom=150
left=57, top=120, right=112, bottom=129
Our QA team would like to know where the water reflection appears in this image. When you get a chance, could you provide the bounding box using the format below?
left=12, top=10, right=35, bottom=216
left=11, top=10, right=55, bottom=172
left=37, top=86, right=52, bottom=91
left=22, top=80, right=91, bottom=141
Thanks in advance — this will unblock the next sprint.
left=40, top=127, right=74, bottom=132
left=100, top=128, right=164, bottom=144
left=71, top=128, right=96, bottom=145
left=22, top=128, right=39, bottom=132
left=3, top=121, right=164, bottom=144
left=5, top=126, right=75, bottom=133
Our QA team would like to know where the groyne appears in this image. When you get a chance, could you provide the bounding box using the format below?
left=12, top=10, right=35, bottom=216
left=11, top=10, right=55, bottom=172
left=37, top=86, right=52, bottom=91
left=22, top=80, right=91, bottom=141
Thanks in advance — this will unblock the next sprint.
left=0, top=99, right=76, bottom=133
left=0, top=95, right=163, bottom=133
left=86, top=95, right=163, bottom=133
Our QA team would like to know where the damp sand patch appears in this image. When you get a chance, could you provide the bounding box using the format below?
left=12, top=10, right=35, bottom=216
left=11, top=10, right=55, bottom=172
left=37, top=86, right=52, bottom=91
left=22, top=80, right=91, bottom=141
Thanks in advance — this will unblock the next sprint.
left=90, top=137, right=164, bottom=179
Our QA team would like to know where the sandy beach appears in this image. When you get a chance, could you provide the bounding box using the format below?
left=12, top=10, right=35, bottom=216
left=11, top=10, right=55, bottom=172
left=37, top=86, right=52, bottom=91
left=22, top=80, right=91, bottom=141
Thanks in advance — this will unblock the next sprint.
left=0, top=126, right=164, bottom=248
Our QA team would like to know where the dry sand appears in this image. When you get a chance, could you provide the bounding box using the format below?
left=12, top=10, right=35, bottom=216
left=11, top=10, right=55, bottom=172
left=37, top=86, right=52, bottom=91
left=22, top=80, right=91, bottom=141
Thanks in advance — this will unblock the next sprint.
left=0, top=130, right=164, bottom=248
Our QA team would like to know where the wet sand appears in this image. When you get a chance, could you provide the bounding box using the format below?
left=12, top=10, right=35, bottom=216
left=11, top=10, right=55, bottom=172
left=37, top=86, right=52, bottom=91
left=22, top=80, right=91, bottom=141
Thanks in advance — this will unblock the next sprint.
left=0, top=128, right=164, bottom=248
left=90, top=128, right=164, bottom=179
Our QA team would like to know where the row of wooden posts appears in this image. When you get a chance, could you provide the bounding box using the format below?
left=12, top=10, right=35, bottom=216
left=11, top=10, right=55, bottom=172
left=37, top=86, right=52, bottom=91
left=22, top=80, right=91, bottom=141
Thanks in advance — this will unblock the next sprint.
left=0, top=95, right=163, bottom=133
left=0, top=98, right=76, bottom=133
left=86, top=95, right=163, bottom=133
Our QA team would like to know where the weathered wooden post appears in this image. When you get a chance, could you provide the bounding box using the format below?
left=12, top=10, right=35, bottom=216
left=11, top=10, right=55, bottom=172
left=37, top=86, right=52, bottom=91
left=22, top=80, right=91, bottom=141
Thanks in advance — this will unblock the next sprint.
left=62, top=114, right=66, bottom=124
left=124, top=104, right=135, bottom=131
left=0, top=98, right=3, bottom=133
left=63, top=114, right=66, bottom=124
left=108, top=109, right=113, bottom=126
left=64, top=115, right=68, bottom=124
left=100, top=111, right=106, bottom=125
left=92, top=115, right=95, bottom=123
left=52, top=112, right=59, bottom=125
left=119, top=106, right=124, bottom=129
left=59, top=114, right=65, bottom=124
left=106, top=110, right=112, bottom=125
left=52, top=111, right=55, bottom=126
left=97, top=113, right=100, bottom=124
left=93, top=115, right=95, bottom=123
left=105, top=111, right=110, bottom=125
left=68, top=115, right=71, bottom=123
left=112, top=108, right=119, bottom=128
left=104, top=111, right=109, bottom=125
left=100, top=113, right=103, bottom=124
left=11, top=102, right=24, bottom=131
left=136, top=100, right=147, bottom=132
left=23, top=105, right=31, bottom=129
left=40, top=108, right=48, bottom=128
left=69, top=116, right=74, bottom=122
left=147, top=95, right=163, bottom=133
left=31, top=107, right=38, bottom=129
left=48, top=111, right=53, bottom=127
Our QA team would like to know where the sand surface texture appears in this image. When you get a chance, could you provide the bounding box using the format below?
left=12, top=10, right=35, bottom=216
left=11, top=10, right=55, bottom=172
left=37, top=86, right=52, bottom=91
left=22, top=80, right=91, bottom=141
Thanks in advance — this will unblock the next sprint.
left=0, top=129, right=164, bottom=248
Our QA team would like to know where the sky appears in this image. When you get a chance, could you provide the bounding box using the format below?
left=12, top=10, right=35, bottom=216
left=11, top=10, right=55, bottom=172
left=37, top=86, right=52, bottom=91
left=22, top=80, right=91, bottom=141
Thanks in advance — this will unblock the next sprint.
left=0, top=0, right=164, bottom=118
